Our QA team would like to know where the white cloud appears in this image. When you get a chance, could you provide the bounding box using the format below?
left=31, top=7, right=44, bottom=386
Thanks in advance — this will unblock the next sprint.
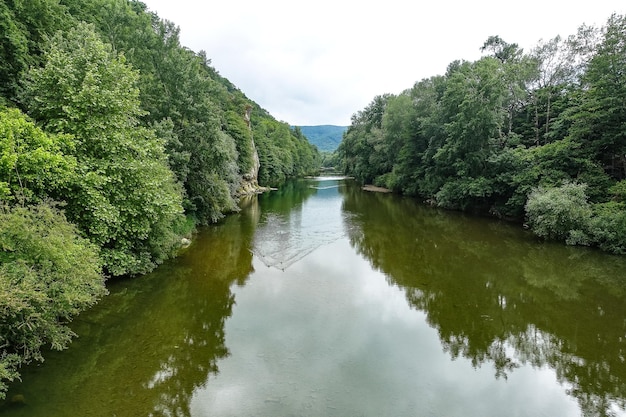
left=141, top=0, right=623, bottom=125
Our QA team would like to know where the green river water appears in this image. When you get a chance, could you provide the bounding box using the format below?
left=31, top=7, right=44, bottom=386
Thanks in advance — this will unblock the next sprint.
left=1, top=177, right=625, bottom=417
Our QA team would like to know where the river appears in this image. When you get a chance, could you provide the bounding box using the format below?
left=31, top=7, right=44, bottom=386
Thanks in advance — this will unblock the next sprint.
left=1, top=177, right=625, bottom=417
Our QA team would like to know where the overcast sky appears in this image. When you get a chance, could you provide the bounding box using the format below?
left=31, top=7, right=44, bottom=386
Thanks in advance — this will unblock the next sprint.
left=140, top=0, right=623, bottom=126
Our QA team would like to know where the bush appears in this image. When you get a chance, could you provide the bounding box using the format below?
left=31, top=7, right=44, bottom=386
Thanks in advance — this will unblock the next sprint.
left=609, top=180, right=626, bottom=203
left=373, top=171, right=398, bottom=190
left=525, top=182, right=592, bottom=242
left=0, top=203, right=107, bottom=399
left=588, top=202, right=626, bottom=254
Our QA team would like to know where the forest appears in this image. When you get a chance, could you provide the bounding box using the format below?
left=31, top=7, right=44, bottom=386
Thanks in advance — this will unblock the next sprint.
left=338, top=14, right=626, bottom=255
left=0, top=0, right=319, bottom=397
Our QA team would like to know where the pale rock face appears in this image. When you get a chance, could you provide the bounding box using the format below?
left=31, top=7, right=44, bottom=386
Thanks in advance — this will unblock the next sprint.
left=243, top=105, right=261, bottom=182
left=238, top=105, right=263, bottom=196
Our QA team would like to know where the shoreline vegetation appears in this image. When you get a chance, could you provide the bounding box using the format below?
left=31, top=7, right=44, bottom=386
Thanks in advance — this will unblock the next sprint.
left=338, top=15, right=626, bottom=256
left=0, top=0, right=319, bottom=399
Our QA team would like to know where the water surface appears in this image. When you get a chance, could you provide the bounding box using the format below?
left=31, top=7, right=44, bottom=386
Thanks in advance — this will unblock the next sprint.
left=1, top=178, right=625, bottom=416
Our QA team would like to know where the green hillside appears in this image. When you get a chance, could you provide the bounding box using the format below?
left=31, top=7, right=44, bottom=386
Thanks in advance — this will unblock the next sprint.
left=298, top=125, right=347, bottom=152
left=0, top=0, right=321, bottom=396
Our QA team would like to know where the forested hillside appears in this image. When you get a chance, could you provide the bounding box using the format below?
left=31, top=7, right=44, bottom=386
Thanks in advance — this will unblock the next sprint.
left=298, top=125, right=347, bottom=152
left=0, top=0, right=319, bottom=397
left=338, top=16, right=626, bottom=254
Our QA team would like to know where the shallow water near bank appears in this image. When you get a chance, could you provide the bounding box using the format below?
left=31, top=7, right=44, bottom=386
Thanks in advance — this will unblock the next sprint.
left=2, top=178, right=625, bottom=417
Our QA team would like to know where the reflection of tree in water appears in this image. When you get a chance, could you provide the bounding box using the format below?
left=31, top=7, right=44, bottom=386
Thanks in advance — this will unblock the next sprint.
left=142, top=205, right=258, bottom=416
left=0, top=200, right=260, bottom=417
left=341, top=184, right=626, bottom=417
left=256, top=179, right=318, bottom=215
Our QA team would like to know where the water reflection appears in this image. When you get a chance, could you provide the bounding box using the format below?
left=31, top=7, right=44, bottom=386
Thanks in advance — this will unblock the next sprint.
left=2, top=178, right=625, bottom=417
left=253, top=178, right=351, bottom=270
left=0, top=203, right=259, bottom=417
left=340, top=183, right=626, bottom=417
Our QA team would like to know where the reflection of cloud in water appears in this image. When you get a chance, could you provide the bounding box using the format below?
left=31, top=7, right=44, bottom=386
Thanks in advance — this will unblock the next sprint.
left=253, top=180, right=352, bottom=270
left=191, top=240, right=582, bottom=417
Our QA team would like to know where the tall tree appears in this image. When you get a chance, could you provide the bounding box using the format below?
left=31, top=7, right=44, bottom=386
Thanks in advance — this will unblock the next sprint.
left=0, top=0, right=71, bottom=103
left=338, top=94, right=391, bottom=184
left=0, top=2, right=28, bottom=101
left=22, top=23, right=184, bottom=276
left=432, top=58, right=507, bottom=209
left=568, top=14, right=626, bottom=180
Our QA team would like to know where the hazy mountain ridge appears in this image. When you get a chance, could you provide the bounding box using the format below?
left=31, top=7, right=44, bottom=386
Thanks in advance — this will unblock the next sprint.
left=297, top=125, right=348, bottom=152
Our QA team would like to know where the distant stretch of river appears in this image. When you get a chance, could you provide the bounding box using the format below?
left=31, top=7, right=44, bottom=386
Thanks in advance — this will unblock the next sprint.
left=2, top=177, right=625, bottom=417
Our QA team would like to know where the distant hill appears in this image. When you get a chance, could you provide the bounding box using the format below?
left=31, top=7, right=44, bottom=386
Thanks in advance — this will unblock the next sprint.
left=297, top=125, right=348, bottom=152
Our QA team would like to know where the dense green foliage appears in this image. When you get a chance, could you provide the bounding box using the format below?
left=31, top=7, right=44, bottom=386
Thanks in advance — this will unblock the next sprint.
left=22, top=23, right=186, bottom=276
left=0, top=0, right=319, bottom=398
left=0, top=203, right=106, bottom=397
left=0, top=107, right=76, bottom=204
left=525, top=182, right=593, bottom=244
left=297, top=125, right=347, bottom=152
left=254, top=123, right=320, bottom=186
left=338, top=16, right=626, bottom=254
left=29, top=0, right=320, bottom=221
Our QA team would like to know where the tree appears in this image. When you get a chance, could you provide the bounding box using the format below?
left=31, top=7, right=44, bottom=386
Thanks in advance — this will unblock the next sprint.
left=0, top=2, right=29, bottom=101
left=0, top=0, right=70, bottom=102
left=226, top=109, right=255, bottom=175
left=338, top=95, right=391, bottom=184
left=526, top=36, right=575, bottom=144
left=0, top=107, right=76, bottom=205
left=568, top=14, right=626, bottom=180
left=22, top=23, right=184, bottom=276
left=431, top=58, right=507, bottom=209
left=481, top=35, right=522, bottom=63
left=253, top=118, right=319, bottom=187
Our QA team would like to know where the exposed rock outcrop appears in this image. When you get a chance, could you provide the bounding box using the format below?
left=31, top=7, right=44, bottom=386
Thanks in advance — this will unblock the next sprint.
left=237, top=105, right=268, bottom=196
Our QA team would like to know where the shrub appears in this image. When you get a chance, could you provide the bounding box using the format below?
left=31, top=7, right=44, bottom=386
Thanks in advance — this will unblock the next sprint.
left=525, top=182, right=592, bottom=243
left=588, top=201, right=626, bottom=254
left=0, top=203, right=107, bottom=398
